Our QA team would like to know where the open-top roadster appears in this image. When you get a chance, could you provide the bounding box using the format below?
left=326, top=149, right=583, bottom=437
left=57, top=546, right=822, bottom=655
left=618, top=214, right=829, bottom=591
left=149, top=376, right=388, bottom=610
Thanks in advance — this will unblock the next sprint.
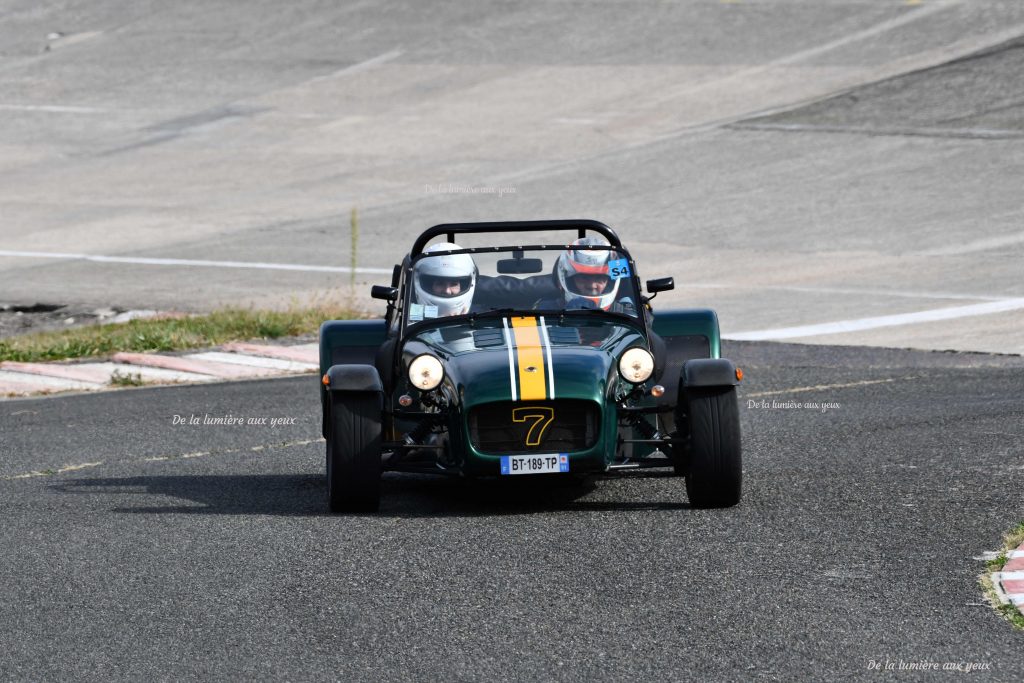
left=319, top=220, right=742, bottom=511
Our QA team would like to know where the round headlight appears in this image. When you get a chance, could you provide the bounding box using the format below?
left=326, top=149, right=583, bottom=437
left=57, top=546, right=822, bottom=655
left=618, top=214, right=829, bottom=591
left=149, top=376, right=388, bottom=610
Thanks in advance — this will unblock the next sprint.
left=408, top=354, right=444, bottom=391
left=619, top=347, right=654, bottom=384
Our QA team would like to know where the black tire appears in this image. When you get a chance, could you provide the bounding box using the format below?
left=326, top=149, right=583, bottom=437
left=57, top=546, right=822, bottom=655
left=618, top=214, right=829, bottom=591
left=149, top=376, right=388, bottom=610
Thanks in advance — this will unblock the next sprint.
left=326, top=391, right=382, bottom=512
left=683, top=386, right=742, bottom=508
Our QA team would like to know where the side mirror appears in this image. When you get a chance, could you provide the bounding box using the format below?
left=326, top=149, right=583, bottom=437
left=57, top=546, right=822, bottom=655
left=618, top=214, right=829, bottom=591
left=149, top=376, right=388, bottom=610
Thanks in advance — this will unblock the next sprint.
left=371, top=285, right=398, bottom=301
left=646, top=277, right=674, bottom=294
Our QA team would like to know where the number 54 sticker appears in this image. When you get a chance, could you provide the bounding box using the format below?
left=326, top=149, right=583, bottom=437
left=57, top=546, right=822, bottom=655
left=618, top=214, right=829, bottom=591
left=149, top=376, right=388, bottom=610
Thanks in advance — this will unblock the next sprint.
left=608, top=258, right=631, bottom=280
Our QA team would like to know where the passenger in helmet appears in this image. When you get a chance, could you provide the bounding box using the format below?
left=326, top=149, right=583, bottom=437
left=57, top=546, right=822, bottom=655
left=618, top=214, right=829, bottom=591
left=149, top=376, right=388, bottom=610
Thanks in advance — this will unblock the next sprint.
left=413, top=242, right=477, bottom=317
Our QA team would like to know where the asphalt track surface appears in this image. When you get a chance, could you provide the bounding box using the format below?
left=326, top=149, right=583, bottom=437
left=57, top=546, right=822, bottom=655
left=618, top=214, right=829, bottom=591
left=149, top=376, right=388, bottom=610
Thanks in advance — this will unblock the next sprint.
left=3, top=1, right=1024, bottom=680
left=2, top=341, right=1023, bottom=681
left=2, top=0, right=1024, bottom=353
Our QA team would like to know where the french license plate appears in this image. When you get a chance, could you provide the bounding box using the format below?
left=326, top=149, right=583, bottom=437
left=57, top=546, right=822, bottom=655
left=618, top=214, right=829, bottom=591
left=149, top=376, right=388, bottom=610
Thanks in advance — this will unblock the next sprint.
left=500, top=453, right=570, bottom=475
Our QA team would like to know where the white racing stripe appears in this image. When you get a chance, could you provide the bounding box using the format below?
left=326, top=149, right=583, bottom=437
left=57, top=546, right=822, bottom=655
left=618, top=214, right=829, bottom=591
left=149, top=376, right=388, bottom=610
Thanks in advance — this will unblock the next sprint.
left=501, top=317, right=518, bottom=401
left=538, top=316, right=556, bottom=399
left=0, top=249, right=393, bottom=275
left=725, top=299, right=1024, bottom=341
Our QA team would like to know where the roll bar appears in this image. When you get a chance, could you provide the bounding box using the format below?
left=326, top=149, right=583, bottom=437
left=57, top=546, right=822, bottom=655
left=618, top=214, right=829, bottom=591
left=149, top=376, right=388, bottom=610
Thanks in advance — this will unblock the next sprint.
left=411, top=219, right=622, bottom=256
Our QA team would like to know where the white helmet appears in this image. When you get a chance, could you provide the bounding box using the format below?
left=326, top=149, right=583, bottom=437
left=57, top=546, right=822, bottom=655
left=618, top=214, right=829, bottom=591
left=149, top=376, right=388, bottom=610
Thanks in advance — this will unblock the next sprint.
left=556, top=236, right=620, bottom=310
left=413, top=242, right=477, bottom=317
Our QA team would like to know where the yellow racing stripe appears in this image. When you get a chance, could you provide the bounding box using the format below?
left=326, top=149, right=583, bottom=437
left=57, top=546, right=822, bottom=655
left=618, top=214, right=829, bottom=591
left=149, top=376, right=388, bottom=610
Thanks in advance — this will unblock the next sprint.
left=510, top=316, right=548, bottom=400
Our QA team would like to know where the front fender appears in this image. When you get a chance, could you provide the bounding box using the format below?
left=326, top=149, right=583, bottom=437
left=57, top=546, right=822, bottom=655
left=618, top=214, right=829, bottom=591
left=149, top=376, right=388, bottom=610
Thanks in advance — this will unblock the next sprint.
left=324, top=364, right=383, bottom=392
left=321, top=364, right=383, bottom=438
left=680, top=358, right=739, bottom=389
left=649, top=308, right=720, bottom=422
left=319, top=320, right=388, bottom=438
left=651, top=308, right=720, bottom=359
left=319, top=319, right=387, bottom=376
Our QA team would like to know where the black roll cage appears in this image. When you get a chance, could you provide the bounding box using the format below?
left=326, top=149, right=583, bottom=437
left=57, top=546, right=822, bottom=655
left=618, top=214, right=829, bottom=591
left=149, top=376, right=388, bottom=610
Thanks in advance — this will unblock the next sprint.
left=410, top=219, right=623, bottom=257
left=396, top=220, right=652, bottom=344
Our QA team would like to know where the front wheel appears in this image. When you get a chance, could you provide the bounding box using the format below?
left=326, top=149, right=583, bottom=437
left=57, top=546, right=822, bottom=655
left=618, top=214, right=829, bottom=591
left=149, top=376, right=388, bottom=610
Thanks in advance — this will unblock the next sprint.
left=326, top=391, right=382, bottom=512
left=682, top=386, right=742, bottom=508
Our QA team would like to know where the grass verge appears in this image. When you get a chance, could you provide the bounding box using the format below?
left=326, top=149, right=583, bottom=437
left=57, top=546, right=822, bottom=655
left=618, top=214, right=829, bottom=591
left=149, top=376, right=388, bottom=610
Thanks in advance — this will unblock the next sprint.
left=0, top=306, right=358, bottom=363
left=109, top=369, right=145, bottom=386
left=980, top=521, right=1024, bottom=630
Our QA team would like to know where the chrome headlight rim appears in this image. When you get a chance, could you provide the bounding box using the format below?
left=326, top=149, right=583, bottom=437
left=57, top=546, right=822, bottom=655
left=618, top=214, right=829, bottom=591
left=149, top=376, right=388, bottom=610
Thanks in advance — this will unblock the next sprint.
left=618, top=347, right=655, bottom=384
left=408, top=353, right=445, bottom=391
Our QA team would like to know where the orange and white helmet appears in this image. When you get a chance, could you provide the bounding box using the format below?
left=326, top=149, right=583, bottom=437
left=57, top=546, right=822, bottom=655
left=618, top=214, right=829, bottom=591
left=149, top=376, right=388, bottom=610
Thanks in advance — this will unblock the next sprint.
left=555, top=237, right=620, bottom=310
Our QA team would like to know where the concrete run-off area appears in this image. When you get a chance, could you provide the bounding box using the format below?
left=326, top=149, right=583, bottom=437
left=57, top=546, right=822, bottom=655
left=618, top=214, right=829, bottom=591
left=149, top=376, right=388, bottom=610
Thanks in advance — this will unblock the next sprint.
left=0, top=342, right=317, bottom=398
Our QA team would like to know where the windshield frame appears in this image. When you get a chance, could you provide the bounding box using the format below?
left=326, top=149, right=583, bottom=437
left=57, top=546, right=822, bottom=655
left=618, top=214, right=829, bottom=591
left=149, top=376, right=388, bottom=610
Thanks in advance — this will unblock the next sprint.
left=399, top=242, right=649, bottom=343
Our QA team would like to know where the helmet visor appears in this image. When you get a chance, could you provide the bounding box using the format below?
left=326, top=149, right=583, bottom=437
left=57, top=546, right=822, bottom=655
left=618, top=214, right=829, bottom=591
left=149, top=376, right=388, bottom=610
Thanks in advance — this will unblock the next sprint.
left=419, top=274, right=473, bottom=298
left=565, top=272, right=611, bottom=296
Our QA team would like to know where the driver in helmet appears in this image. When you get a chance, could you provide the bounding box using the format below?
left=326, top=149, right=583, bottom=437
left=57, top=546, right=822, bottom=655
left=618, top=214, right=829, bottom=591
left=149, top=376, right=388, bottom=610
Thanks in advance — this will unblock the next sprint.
left=413, top=242, right=477, bottom=317
left=536, top=236, right=634, bottom=314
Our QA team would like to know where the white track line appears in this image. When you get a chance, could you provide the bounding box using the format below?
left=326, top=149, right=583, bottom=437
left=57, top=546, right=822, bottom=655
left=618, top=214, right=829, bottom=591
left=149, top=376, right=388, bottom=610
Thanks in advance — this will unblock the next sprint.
left=0, top=370, right=100, bottom=391
left=189, top=351, right=316, bottom=372
left=303, top=49, right=403, bottom=86
left=921, top=231, right=1024, bottom=256
left=650, top=0, right=960, bottom=106
left=765, top=0, right=960, bottom=69
left=997, top=571, right=1024, bottom=579
left=735, top=122, right=1024, bottom=140
left=725, top=299, right=1024, bottom=341
left=3, top=438, right=324, bottom=480
left=88, top=361, right=215, bottom=384
left=674, top=282, right=1009, bottom=302
left=0, top=104, right=107, bottom=113
left=0, top=250, right=392, bottom=275
left=744, top=378, right=902, bottom=399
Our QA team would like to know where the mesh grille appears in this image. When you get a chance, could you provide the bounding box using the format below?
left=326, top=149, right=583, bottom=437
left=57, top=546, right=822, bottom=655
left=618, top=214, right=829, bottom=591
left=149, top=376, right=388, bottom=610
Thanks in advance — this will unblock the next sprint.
left=468, top=400, right=600, bottom=455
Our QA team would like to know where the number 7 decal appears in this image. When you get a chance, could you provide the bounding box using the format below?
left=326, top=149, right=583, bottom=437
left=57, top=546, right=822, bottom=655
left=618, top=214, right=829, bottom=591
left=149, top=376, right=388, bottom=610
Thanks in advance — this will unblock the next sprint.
left=512, top=406, right=555, bottom=447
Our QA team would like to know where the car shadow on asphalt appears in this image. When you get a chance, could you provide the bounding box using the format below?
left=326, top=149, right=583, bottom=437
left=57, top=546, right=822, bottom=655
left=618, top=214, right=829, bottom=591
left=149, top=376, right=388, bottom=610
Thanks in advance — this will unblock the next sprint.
left=49, top=471, right=692, bottom=517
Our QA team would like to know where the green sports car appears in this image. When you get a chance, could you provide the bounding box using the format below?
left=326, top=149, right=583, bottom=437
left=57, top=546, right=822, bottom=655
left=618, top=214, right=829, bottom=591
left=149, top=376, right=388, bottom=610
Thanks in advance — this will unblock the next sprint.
left=319, top=220, right=743, bottom=512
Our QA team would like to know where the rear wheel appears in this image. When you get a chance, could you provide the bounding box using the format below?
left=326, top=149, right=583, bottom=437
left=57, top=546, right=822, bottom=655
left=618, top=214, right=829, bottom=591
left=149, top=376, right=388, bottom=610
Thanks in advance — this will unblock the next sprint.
left=326, top=391, right=382, bottom=512
left=683, top=386, right=742, bottom=508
